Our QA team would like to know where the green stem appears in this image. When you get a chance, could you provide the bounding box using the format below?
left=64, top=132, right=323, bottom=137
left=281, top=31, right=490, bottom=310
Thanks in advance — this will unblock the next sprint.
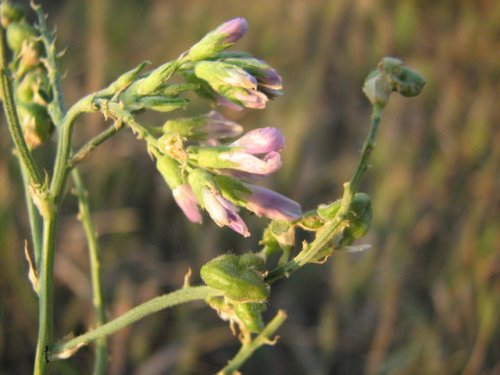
left=33, top=215, right=57, bottom=375
left=266, top=104, right=383, bottom=284
left=71, top=169, right=108, bottom=374
left=50, top=286, right=222, bottom=359
left=20, top=163, right=43, bottom=266
left=0, top=25, right=43, bottom=188
left=68, top=119, right=124, bottom=169
left=33, top=3, right=66, bottom=124
left=218, top=310, right=287, bottom=375
left=49, top=94, right=95, bottom=202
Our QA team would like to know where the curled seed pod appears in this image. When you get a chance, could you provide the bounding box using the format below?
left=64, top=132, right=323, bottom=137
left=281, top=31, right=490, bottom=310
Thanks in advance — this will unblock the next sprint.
left=234, top=302, right=265, bottom=333
left=339, top=193, right=372, bottom=246
left=317, top=199, right=341, bottom=221
left=200, top=254, right=270, bottom=302
left=238, top=253, right=266, bottom=273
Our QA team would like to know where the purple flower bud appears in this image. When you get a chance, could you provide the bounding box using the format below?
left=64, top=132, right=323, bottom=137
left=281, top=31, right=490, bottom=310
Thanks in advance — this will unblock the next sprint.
left=243, top=184, right=302, bottom=221
left=172, top=184, right=203, bottom=223
left=215, top=94, right=244, bottom=111
left=188, top=18, right=248, bottom=61
left=219, top=150, right=282, bottom=175
left=230, top=127, right=284, bottom=154
left=232, top=88, right=268, bottom=109
left=217, top=18, right=248, bottom=44
left=201, top=188, right=250, bottom=237
left=203, top=111, right=244, bottom=139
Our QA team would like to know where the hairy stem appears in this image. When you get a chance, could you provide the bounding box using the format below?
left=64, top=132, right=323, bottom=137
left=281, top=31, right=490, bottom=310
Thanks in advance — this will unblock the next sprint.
left=33, top=215, right=57, bottom=375
left=50, top=286, right=222, bottom=359
left=0, top=25, right=43, bottom=188
left=218, top=310, right=287, bottom=375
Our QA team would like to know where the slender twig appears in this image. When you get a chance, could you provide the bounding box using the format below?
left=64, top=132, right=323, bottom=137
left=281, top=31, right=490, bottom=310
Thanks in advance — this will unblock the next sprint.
left=49, top=286, right=223, bottom=360
left=218, top=310, right=287, bottom=375
left=71, top=169, right=108, bottom=373
left=20, top=163, right=43, bottom=266
left=68, top=119, right=124, bottom=168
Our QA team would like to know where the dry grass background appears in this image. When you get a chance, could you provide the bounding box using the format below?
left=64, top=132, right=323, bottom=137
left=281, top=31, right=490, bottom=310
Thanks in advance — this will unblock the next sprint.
left=0, top=0, right=498, bottom=374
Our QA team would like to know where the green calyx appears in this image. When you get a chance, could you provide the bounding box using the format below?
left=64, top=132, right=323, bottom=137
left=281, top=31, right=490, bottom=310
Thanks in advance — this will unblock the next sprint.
left=200, top=254, right=269, bottom=303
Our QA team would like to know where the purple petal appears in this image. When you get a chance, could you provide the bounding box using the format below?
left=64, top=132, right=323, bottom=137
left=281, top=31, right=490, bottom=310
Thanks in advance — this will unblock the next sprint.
left=173, top=184, right=203, bottom=223
left=233, top=89, right=268, bottom=109
left=244, top=184, right=302, bottom=221
left=205, top=111, right=244, bottom=139
left=215, top=94, right=244, bottom=111
left=219, top=151, right=282, bottom=175
left=230, top=127, right=285, bottom=154
left=217, top=17, right=248, bottom=44
left=202, top=189, right=250, bottom=237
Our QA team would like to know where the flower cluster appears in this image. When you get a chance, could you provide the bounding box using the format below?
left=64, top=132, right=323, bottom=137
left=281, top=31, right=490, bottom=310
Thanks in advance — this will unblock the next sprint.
left=157, top=122, right=301, bottom=237
left=96, top=17, right=299, bottom=237
left=182, top=18, right=283, bottom=111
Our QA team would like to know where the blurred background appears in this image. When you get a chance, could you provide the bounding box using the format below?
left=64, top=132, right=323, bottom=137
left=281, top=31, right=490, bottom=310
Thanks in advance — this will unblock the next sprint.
left=0, top=0, right=498, bottom=374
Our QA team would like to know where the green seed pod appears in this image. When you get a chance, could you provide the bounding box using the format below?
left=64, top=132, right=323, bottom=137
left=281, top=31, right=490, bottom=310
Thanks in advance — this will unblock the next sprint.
left=6, top=21, right=36, bottom=53
left=317, top=200, right=341, bottom=221
left=234, top=302, right=265, bottom=333
left=200, top=254, right=270, bottom=302
left=0, top=2, right=26, bottom=27
left=238, top=253, right=266, bottom=273
left=339, top=193, right=372, bottom=246
left=298, top=210, right=325, bottom=230
left=15, top=67, right=50, bottom=105
left=17, top=102, right=54, bottom=149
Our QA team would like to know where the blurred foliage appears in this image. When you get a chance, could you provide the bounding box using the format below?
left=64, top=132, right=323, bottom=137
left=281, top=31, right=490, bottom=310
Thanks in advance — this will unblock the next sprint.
left=0, top=0, right=499, bottom=374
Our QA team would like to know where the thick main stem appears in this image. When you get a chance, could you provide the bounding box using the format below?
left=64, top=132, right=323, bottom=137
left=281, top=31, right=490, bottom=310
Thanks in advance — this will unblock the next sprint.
left=33, top=215, right=57, bottom=375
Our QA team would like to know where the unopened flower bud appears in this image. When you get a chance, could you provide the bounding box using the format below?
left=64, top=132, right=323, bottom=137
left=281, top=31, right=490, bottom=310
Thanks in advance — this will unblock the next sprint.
left=188, top=17, right=248, bottom=62
left=188, top=169, right=249, bottom=236
left=163, top=111, right=243, bottom=140
left=194, top=61, right=257, bottom=91
left=229, top=127, right=284, bottom=154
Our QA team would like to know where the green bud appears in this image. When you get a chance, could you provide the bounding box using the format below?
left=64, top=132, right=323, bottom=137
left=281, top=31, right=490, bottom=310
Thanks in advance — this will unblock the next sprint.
left=187, top=168, right=217, bottom=204
left=200, top=254, right=270, bottom=302
left=234, top=302, right=265, bottom=333
left=130, top=61, right=180, bottom=96
left=156, top=155, right=183, bottom=189
left=106, top=61, right=149, bottom=96
left=6, top=21, right=36, bottom=53
left=17, top=102, right=54, bottom=149
left=0, top=1, right=26, bottom=27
